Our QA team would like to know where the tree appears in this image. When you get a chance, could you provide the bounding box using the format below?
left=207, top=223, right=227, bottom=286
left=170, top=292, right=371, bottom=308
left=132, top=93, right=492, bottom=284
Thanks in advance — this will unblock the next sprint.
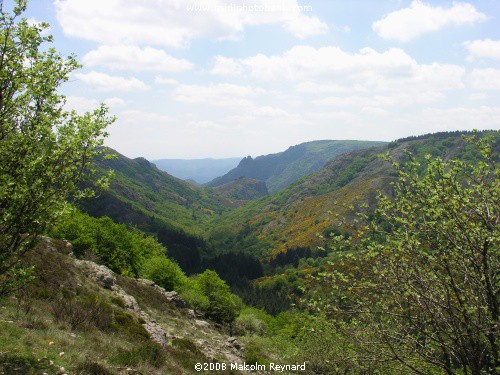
left=194, top=270, right=242, bottom=326
left=141, top=256, right=186, bottom=291
left=0, top=1, right=114, bottom=296
left=319, top=134, right=499, bottom=374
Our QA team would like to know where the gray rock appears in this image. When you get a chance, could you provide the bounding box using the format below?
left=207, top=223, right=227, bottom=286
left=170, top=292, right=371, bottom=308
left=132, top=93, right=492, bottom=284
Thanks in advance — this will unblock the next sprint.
left=75, top=260, right=117, bottom=290
left=195, top=319, right=210, bottom=328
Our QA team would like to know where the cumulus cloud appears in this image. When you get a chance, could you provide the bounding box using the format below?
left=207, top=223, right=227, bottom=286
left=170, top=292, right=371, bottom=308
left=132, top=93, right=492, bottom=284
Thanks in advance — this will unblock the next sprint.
left=171, top=83, right=259, bottom=107
left=238, top=45, right=464, bottom=95
left=252, top=106, right=290, bottom=117
left=469, top=68, right=500, bottom=90
left=464, top=39, right=500, bottom=60
left=154, top=76, right=179, bottom=85
left=373, top=1, right=487, bottom=42
left=73, top=71, right=150, bottom=92
left=282, top=13, right=329, bottom=39
left=55, top=0, right=328, bottom=47
left=211, top=56, right=245, bottom=77
left=65, top=96, right=125, bottom=113
left=82, top=45, right=193, bottom=72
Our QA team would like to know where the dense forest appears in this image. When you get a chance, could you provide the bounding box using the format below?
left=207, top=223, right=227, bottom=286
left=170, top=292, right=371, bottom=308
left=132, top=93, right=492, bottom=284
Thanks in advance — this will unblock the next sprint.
left=1, top=2, right=499, bottom=374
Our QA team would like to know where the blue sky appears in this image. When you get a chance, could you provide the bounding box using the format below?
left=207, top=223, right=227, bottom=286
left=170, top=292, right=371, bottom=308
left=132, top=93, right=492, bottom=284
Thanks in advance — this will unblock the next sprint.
left=7, top=0, right=500, bottom=158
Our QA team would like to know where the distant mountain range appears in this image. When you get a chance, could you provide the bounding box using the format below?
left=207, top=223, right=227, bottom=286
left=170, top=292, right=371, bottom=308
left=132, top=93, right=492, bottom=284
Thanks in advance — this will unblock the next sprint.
left=152, top=157, right=241, bottom=184
left=206, top=140, right=387, bottom=193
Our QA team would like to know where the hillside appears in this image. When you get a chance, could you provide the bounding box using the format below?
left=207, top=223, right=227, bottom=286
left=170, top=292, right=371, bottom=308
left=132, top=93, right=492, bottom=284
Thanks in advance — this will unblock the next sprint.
left=212, top=177, right=268, bottom=207
left=152, top=158, right=242, bottom=184
left=206, top=140, right=387, bottom=193
left=0, top=237, right=251, bottom=374
left=86, top=149, right=228, bottom=230
left=208, top=131, right=499, bottom=262
left=79, top=149, right=230, bottom=274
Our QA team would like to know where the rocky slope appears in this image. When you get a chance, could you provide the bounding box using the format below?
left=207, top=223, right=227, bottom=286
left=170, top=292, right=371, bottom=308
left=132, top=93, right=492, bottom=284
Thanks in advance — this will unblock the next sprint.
left=0, top=237, right=253, bottom=374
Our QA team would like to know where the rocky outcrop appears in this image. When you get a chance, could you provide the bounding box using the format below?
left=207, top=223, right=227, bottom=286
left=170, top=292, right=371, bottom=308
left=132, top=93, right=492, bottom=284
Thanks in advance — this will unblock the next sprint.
left=74, top=259, right=171, bottom=346
left=137, top=279, right=187, bottom=308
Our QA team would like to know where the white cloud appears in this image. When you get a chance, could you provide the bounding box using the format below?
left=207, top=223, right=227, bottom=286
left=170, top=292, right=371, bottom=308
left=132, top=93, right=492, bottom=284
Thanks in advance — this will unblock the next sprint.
left=211, top=56, right=245, bottom=77
left=464, top=39, right=500, bottom=60
left=420, top=106, right=500, bottom=130
left=82, top=45, right=193, bottom=72
left=282, top=13, right=329, bottom=39
left=373, top=1, right=487, bottom=42
left=171, top=83, right=259, bottom=107
left=120, top=110, right=173, bottom=124
left=312, top=92, right=444, bottom=108
left=240, top=45, right=464, bottom=95
left=73, top=71, right=150, bottom=92
left=55, top=0, right=328, bottom=48
left=65, top=96, right=125, bottom=113
left=469, top=68, right=500, bottom=90
left=154, top=76, right=179, bottom=85
left=469, top=93, right=489, bottom=101
left=104, top=97, right=126, bottom=107
left=185, top=120, right=225, bottom=131
left=252, top=106, right=290, bottom=117
left=65, top=96, right=99, bottom=114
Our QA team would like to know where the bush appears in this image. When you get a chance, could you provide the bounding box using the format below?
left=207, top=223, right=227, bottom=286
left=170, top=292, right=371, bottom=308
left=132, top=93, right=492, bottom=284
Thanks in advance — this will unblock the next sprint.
left=194, top=270, right=242, bottom=324
left=140, top=256, right=186, bottom=291
left=50, top=208, right=166, bottom=277
left=112, top=341, right=166, bottom=368
left=52, top=289, right=113, bottom=331
left=75, top=359, right=113, bottom=375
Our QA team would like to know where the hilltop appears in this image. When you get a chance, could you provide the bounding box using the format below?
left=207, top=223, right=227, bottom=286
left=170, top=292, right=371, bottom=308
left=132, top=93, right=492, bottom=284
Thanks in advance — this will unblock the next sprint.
left=206, top=140, right=387, bottom=193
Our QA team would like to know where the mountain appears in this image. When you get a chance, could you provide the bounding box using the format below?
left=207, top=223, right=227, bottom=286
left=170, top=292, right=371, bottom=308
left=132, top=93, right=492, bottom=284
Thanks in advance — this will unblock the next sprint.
left=152, top=157, right=242, bottom=184
left=208, top=131, right=499, bottom=262
left=86, top=149, right=227, bottom=231
left=212, top=177, right=268, bottom=207
left=79, top=149, right=230, bottom=274
left=206, top=140, right=387, bottom=193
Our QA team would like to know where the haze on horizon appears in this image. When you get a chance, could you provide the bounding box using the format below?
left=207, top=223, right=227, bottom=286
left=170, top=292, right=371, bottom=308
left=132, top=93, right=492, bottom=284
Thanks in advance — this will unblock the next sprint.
left=11, top=0, right=500, bottom=159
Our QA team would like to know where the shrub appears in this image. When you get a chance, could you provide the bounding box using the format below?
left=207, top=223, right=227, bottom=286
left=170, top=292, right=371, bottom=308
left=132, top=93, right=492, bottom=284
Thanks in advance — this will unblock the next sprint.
left=112, top=341, right=166, bottom=368
left=140, top=256, right=186, bottom=291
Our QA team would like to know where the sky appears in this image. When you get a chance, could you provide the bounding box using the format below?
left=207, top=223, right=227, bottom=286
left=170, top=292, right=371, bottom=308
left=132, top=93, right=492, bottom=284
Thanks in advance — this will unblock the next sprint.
left=7, top=0, right=500, bottom=159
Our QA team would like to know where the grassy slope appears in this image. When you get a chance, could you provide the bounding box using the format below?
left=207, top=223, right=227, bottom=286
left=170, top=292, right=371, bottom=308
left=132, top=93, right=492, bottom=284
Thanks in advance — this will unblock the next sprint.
left=0, top=239, right=247, bottom=375
left=207, top=140, right=387, bottom=193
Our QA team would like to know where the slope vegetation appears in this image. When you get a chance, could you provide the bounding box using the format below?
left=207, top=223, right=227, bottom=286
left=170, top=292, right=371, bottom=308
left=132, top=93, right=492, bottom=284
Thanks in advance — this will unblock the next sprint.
left=79, top=149, right=229, bottom=274
left=209, top=131, right=498, bottom=261
left=212, top=177, right=268, bottom=207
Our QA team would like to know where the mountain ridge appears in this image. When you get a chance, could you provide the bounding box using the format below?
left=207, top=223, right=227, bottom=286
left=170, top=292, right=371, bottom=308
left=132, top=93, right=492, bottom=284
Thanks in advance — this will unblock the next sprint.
left=206, top=140, right=387, bottom=193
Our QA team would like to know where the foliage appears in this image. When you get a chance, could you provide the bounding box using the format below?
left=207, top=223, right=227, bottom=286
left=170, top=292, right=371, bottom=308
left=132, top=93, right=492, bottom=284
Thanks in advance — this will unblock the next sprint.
left=49, top=208, right=167, bottom=276
left=111, top=341, right=165, bottom=368
left=0, top=1, right=113, bottom=297
left=317, top=134, right=499, bottom=374
left=185, top=270, right=242, bottom=324
left=141, top=255, right=186, bottom=291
